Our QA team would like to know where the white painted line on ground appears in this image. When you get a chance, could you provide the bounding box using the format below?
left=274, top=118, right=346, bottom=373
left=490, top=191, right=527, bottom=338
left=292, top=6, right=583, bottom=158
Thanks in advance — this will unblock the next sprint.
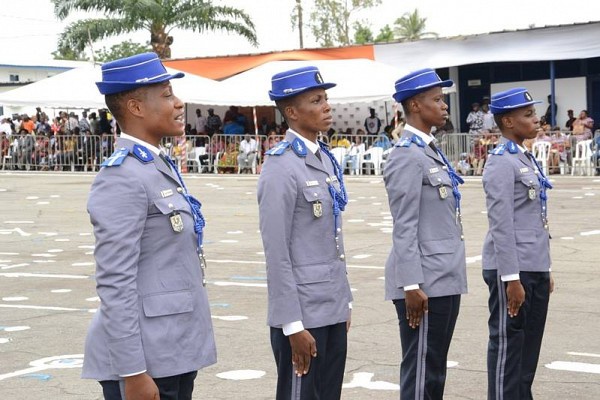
left=216, top=370, right=265, bottom=380
left=38, top=232, right=58, bottom=236
left=545, top=361, right=600, bottom=374
left=572, top=196, right=583, bottom=199
left=0, top=228, right=31, bottom=237
left=347, top=219, right=365, bottom=223
left=50, top=195, right=60, bottom=198
left=3, top=221, right=34, bottom=224
left=466, top=255, right=483, bottom=264
left=567, top=352, right=600, bottom=358
left=1, top=297, right=28, bottom=301
left=0, top=354, right=83, bottom=381
left=560, top=237, right=574, bottom=240
left=212, top=315, right=248, bottom=321
left=372, top=202, right=382, bottom=205
left=347, top=264, right=383, bottom=270
left=213, top=281, right=267, bottom=288
left=47, top=249, right=64, bottom=253
left=0, top=338, right=10, bottom=344
left=207, top=259, right=265, bottom=265
left=2, top=326, right=30, bottom=332
left=0, top=252, right=18, bottom=255
left=72, top=262, right=94, bottom=267
left=584, top=193, right=596, bottom=196
left=352, top=254, right=372, bottom=259
left=79, top=233, right=92, bottom=236
left=343, top=372, right=399, bottom=390
left=25, top=196, right=39, bottom=200
left=32, top=260, right=56, bottom=263
left=86, top=296, right=100, bottom=302
left=580, top=230, right=600, bottom=236
left=54, top=238, right=70, bottom=242
left=77, top=245, right=95, bottom=249
left=31, top=253, right=56, bottom=258
left=226, top=231, right=243, bottom=234
left=0, top=272, right=89, bottom=279
left=50, top=289, right=72, bottom=293
left=36, top=201, right=50, bottom=205
left=0, top=304, right=82, bottom=311
left=219, top=239, right=239, bottom=243
left=1, top=263, right=30, bottom=270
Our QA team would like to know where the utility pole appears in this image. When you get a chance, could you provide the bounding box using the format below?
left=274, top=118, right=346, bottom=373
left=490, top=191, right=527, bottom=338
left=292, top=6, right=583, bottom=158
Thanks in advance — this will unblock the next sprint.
left=297, top=0, right=304, bottom=49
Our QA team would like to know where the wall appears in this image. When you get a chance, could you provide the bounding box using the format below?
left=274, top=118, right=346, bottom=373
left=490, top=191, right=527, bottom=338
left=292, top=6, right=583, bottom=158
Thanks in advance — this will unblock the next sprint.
left=491, top=77, right=587, bottom=129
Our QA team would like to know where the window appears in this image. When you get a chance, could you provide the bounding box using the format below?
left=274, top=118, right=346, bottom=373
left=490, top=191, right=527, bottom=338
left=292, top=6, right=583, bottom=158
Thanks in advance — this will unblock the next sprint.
left=9, top=74, right=19, bottom=82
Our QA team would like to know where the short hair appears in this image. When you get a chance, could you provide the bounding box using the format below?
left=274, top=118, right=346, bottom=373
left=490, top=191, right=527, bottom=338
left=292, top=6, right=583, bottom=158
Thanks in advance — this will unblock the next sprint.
left=493, top=113, right=505, bottom=129
left=274, top=96, right=300, bottom=122
left=104, top=87, right=147, bottom=123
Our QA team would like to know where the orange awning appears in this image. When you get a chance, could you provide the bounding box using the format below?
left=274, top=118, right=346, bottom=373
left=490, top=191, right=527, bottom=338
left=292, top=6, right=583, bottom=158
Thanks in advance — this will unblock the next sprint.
left=163, top=45, right=375, bottom=80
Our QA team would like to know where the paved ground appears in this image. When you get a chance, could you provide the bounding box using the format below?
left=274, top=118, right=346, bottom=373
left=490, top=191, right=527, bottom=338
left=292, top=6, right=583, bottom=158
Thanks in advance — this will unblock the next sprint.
left=0, top=172, right=599, bottom=400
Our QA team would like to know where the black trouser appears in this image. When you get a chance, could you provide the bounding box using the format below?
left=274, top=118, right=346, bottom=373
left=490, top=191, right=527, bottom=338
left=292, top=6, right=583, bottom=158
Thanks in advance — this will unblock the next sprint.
left=394, top=295, right=461, bottom=400
left=99, top=370, right=197, bottom=400
left=483, top=270, right=550, bottom=400
left=270, top=322, right=347, bottom=400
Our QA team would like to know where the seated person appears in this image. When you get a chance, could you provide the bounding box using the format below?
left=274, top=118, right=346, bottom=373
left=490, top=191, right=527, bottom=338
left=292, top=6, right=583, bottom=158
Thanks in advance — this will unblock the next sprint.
left=237, top=134, right=258, bottom=173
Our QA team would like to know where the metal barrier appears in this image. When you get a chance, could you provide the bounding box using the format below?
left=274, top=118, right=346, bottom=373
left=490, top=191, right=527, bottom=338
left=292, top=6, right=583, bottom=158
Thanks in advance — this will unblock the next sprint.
left=2, top=130, right=596, bottom=176
left=438, top=131, right=600, bottom=176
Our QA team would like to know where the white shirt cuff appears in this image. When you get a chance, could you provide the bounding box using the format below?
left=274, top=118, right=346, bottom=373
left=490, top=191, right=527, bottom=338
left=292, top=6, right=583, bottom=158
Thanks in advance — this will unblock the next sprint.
left=348, top=302, right=353, bottom=310
left=501, top=273, right=520, bottom=282
left=404, top=284, right=420, bottom=291
left=120, top=370, right=146, bottom=378
left=282, top=321, right=304, bottom=336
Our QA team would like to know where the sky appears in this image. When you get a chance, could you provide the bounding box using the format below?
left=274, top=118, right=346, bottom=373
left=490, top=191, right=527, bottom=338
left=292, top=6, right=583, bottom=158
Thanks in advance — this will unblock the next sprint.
left=1, top=0, right=600, bottom=63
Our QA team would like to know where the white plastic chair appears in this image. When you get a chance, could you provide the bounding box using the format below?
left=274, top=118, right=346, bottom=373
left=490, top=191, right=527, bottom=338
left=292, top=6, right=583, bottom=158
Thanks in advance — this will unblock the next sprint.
left=532, top=141, right=551, bottom=175
left=330, top=147, right=347, bottom=171
left=359, top=147, right=384, bottom=175
left=571, top=139, right=593, bottom=176
left=189, top=146, right=207, bottom=173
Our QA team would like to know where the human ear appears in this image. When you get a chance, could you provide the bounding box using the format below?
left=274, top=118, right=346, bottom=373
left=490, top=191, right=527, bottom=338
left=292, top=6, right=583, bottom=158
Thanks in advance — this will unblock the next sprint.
left=126, top=98, right=144, bottom=118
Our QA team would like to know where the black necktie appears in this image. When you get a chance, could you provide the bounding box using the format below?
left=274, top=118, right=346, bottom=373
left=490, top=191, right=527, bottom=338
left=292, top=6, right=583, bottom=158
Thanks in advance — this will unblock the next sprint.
left=428, top=141, right=439, bottom=154
left=315, top=149, right=322, bottom=162
left=159, top=152, right=172, bottom=169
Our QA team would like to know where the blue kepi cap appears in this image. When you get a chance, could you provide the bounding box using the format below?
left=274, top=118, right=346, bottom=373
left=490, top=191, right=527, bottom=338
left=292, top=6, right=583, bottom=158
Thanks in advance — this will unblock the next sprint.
left=96, top=52, right=184, bottom=95
left=490, top=87, right=541, bottom=114
left=392, top=68, right=453, bottom=103
left=269, top=66, right=336, bottom=101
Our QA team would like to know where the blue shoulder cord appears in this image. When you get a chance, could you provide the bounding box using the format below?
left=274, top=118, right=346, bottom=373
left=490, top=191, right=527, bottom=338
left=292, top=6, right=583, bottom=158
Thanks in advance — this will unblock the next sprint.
left=319, top=143, right=349, bottom=259
left=525, top=152, right=553, bottom=230
left=432, top=144, right=465, bottom=239
left=163, top=155, right=207, bottom=282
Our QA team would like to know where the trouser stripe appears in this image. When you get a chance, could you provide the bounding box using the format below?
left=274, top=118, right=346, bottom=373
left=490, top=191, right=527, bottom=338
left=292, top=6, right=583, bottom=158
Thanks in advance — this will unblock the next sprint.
left=496, top=276, right=508, bottom=400
left=415, top=312, right=429, bottom=400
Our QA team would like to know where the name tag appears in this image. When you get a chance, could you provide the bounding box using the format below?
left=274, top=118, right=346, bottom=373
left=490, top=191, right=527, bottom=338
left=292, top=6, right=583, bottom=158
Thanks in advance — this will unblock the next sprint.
left=161, top=189, right=174, bottom=198
left=519, top=167, right=529, bottom=174
left=429, top=167, right=440, bottom=174
left=306, top=180, right=319, bottom=187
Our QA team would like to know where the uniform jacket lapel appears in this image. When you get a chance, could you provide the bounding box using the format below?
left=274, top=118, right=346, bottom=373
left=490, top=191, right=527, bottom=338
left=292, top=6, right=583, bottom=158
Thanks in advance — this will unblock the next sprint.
left=284, top=131, right=330, bottom=175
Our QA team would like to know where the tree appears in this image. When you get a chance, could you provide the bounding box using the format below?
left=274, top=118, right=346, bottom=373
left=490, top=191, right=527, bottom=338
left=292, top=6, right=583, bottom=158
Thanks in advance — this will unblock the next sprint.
left=95, top=40, right=152, bottom=62
left=353, top=22, right=374, bottom=44
left=52, top=44, right=89, bottom=61
left=393, top=9, right=438, bottom=42
left=296, top=0, right=381, bottom=47
left=374, top=24, right=394, bottom=43
left=52, top=0, right=257, bottom=59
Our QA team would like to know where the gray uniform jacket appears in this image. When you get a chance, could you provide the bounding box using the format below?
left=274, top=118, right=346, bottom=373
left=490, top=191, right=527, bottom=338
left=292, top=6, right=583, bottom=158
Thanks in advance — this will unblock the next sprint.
left=82, top=137, right=216, bottom=381
left=383, top=129, right=467, bottom=300
left=257, top=131, right=353, bottom=330
left=482, top=137, right=551, bottom=275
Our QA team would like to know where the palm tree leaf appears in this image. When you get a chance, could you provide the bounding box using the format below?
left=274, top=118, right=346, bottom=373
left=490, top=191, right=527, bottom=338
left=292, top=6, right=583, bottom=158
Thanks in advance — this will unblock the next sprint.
left=59, top=18, right=138, bottom=52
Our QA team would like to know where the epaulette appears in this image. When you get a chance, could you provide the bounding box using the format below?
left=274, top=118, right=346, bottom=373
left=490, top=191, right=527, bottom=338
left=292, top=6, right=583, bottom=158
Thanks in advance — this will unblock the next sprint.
left=101, top=147, right=130, bottom=167
left=131, top=144, right=154, bottom=163
left=490, top=141, right=518, bottom=156
left=291, top=138, right=307, bottom=157
left=265, top=141, right=290, bottom=156
left=395, top=134, right=426, bottom=148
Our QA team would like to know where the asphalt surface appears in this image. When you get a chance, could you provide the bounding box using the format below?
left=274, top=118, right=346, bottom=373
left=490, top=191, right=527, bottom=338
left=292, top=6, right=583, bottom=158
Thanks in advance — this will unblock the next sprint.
left=0, top=172, right=599, bottom=399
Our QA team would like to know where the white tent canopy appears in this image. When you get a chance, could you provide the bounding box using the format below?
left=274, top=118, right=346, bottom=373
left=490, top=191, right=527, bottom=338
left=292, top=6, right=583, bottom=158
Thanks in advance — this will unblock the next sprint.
left=188, top=59, right=453, bottom=107
left=0, top=64, right=220, bottom=109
